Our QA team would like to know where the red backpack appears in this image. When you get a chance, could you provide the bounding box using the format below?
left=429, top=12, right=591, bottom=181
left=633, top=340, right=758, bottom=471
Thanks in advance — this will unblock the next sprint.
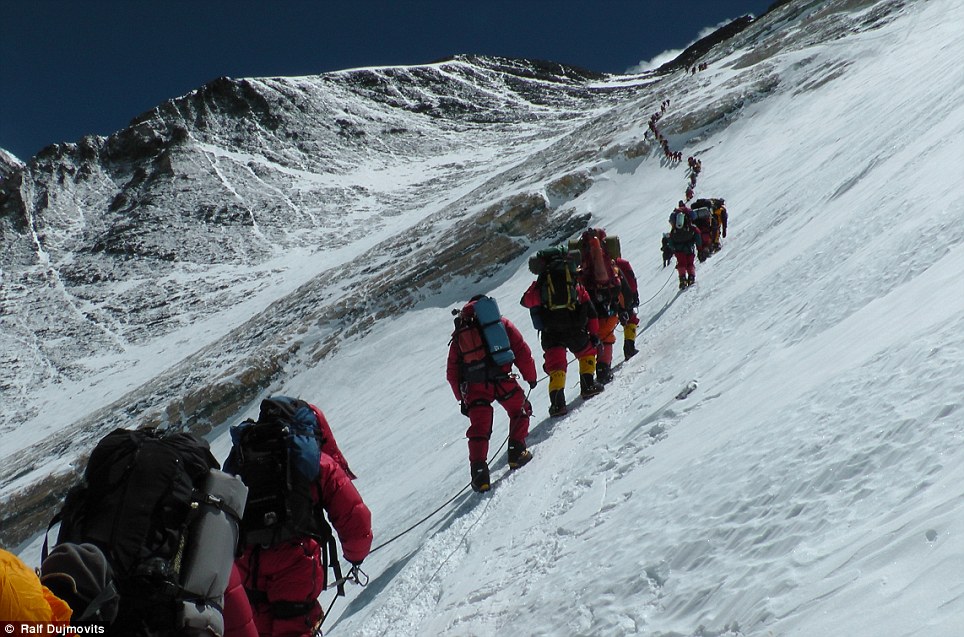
left=578, top=228, right=620, bottom=289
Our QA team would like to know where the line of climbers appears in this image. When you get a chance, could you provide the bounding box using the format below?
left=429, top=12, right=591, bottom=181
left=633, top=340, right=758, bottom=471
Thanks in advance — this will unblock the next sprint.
left=4, top=206, right=729, bottom=634
left=684, top=155, right=702, bottom=202
left=648, top=101, right=684, bottom=164
left=5, top=217, right=729, bottom=636
left=662, top=197, right=729, bottom=289
left=646, top=99, right=705, bottom=205
left=644, top=96, right=731, bottom=290
left=5, top=229, right=647, bottom=634
left=447, top=227, right=640, bottom=493
left=4, top=396, right=373, bottom=637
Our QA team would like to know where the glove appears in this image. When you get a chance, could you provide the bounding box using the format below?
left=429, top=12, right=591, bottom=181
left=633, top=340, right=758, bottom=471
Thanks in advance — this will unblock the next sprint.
left=618, top=310, right=630, bottom=323
left=589, top=334, right=601, bottom=347
left=528, top=379, right=538, bottom=389
left=460, top=400, right=469, bottom=416
left=722, top=229, right=727, bottom=238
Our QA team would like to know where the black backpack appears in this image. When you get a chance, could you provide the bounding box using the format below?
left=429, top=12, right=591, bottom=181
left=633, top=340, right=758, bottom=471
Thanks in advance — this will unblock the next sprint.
left=225, top=397, right=346, bottom=594
left=528, top=246, right=579, bottom=312
left=48, top=427, right=244, bottom=636
left=669, top=223, right=698, bottom=251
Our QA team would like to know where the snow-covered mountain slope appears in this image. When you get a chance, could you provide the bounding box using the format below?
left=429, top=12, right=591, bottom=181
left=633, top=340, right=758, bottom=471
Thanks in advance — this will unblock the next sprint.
left=0, top=55, right=630, bottom=533
left=323, top=2, right=964, bottom=635
left=0, top=55, right=613, bottom=427
left=313, top=2, right=964, bottom=634
left=6, top=0, right=964, bottom=634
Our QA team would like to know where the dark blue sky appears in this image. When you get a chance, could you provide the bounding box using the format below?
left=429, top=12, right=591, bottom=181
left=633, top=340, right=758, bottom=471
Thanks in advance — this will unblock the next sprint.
left=0, top=1, right=773, bottom=161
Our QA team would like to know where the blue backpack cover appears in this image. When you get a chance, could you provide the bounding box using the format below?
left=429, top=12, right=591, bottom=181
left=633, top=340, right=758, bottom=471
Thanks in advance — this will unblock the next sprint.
left=473, top=296, right=515, bottom=366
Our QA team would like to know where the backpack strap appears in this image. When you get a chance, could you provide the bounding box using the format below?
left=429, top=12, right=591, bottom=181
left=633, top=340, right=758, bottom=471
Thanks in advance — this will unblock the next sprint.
left=41, top=511, right=62, bottom=562
left=74, top=579, right=120, bottom=623
left=198, top=490, right=243, bottom=525
left=324, top=533, right=345, bottom=597
left=243, top=545, right=265, bottom=604
left=309, top=499, right=344, bottom=597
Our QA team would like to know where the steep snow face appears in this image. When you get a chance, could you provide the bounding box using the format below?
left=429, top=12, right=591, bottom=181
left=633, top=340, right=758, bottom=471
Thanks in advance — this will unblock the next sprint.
left=7, top=0, right=964, bottom=635
left=316, top=1, right=962, bottom=635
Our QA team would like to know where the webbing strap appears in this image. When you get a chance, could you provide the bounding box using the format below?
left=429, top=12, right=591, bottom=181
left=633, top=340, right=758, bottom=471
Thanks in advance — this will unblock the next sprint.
left=325, top=534, right=345, bottom=597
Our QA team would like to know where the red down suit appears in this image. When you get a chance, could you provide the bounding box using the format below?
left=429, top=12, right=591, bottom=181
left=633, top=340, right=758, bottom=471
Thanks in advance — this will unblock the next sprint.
left=223, top=565, right=258, bottom=637
left=446, top=311, right=538, bottom=463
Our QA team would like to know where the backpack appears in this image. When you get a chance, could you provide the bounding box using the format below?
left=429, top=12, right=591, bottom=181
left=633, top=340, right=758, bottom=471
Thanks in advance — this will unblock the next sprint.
left=528, top=246, right=580, bottom=312
left=573, top=229, right=620, bottom=290
left=692, top=206, right=714, bottom=230
left=691, top=198, right=714, bottom=210
left=47, top=427, right=246, bottom=637
left=669, top=222, right=699, bottom=251
left=569, top=232, right=621, bottom=260
left=225, top=396, right=346, bottom=594
left=451, top=295, right=515, bottom=383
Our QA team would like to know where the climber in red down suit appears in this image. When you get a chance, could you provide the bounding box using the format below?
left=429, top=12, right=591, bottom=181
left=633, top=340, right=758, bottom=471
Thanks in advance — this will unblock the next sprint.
left=231, top=398, right=372, bottom=637
left=447, top=297, right=539, bottom=492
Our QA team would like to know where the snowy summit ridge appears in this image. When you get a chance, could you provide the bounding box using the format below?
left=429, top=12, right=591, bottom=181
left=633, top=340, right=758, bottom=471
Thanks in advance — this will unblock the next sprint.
left=3, top=0, right=964, bottom=635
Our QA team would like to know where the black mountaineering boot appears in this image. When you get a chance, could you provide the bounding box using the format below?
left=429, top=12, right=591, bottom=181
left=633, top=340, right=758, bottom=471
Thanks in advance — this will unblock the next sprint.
left=679, top=276, right=687, bottom=290
left=548, top=389, right=567, bottom=417
left=580, top=373, right=605, bottom=399
left=596, top=361, right=614, bottom=384
left=507, top=440, right=533, bottom=469
left=470, top=461, right=491, bottom=493
left=623, top=340, right=638, bottom=360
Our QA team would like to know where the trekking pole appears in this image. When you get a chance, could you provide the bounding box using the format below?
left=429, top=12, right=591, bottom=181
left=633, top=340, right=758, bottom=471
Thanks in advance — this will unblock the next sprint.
left=320, top=597, right=337, bottom=632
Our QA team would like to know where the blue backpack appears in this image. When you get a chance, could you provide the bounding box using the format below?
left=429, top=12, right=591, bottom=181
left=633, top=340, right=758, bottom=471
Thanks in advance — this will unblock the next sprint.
left=452, top=295, right=515, bottom=382
left=472, top=295, right=514, bottom=366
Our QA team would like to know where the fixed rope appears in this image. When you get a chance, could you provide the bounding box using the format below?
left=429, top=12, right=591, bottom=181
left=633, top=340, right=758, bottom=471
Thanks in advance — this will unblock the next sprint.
left=368, top=385, right=533, bottom=556
left=640, top=269, right=678, bottom=306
